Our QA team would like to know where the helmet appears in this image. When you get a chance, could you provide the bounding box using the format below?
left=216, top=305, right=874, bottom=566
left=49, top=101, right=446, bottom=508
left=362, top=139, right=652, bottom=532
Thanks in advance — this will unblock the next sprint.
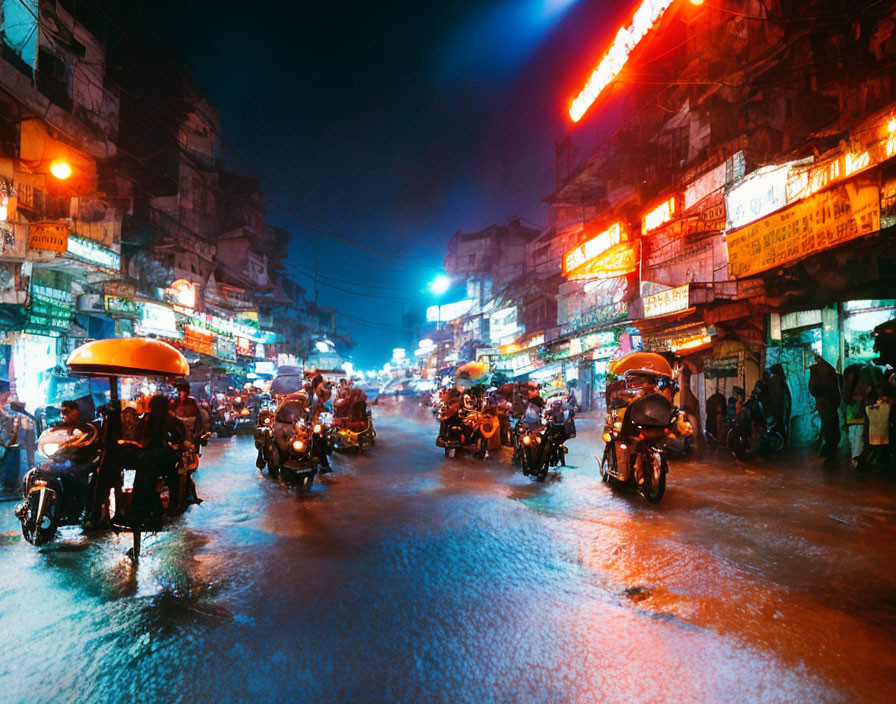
left=609, top=352, right=673, bottom=378
left=175, top=381, right=190, bottom=393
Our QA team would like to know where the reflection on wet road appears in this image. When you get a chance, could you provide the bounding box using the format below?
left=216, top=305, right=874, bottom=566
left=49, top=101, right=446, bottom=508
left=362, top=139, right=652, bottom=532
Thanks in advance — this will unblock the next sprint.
left=1, top=401, right=895, bottom=703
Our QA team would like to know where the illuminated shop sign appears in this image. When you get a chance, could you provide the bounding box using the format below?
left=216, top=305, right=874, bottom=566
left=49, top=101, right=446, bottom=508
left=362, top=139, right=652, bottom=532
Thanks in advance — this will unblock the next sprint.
left=137, top=301, right=181, bottom=339
left=66, top=234, right=121, bottom=271
left=727, top=181, right=880, bottom=278
left=684, top=152, right=745, bottom=211
left=725, top=163, right=795, bottom=229
left=569, top=0, right=676, bottom=122
left=786, top=150, right=875, bottom=203
left=642, top=196, right=676, bottom=233
left=562, top=222, right=623, bottom=277
left=566, top=241, right=639, bottom=281
left=183, top=324, right=214, bottom=356
left=643, top=284, right=689, bottom=318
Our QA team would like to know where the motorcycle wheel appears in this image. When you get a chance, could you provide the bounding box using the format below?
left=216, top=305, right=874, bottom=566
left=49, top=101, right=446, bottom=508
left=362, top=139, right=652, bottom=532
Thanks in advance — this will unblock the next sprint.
left=445, top=447, right=456, bottom=459
left=21, top=486, right=59, bottom=546
left=299, top=474, right=314, bottom=492
left=475, top=436, right=487, bottom=459
left=642, top=455, right=668, bottom=504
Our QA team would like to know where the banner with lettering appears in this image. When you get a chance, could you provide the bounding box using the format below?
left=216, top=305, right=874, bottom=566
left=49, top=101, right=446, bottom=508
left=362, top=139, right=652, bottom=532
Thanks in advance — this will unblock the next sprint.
left=726, top=180, right=880, bottom=279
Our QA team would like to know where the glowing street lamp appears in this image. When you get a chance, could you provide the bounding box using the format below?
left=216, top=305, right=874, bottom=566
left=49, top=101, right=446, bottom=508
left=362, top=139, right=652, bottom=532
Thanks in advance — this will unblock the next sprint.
left=428, top=274, right=451, bottom=296
left=49, top=159, right=72, bottom=180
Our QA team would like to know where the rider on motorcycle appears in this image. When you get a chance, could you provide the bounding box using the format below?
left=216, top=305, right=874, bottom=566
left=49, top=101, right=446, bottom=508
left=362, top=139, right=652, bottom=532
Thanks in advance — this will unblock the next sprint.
left=172, top=381, right=202, bottom=445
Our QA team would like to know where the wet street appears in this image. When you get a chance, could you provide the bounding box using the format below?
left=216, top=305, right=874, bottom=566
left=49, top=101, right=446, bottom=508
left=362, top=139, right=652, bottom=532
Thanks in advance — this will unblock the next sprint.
left=1, top=401, right=895, bottom=704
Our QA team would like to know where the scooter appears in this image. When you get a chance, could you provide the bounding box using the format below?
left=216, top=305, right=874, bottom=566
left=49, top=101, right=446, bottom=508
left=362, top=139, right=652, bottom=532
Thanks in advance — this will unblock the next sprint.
left=600, top=393, right=676, bottom=504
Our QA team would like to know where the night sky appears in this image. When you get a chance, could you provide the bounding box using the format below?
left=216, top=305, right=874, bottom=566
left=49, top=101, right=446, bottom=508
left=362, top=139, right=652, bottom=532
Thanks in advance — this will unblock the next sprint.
left=150, top=0, right=630, bottom=369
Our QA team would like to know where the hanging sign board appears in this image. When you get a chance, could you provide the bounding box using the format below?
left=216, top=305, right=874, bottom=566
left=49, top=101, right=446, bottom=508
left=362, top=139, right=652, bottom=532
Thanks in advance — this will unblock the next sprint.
left=28, top=221, right=68, bottom=252
left=563, top=222, right=624, bottom=277
left=643, top=284, right=690, bottom=318
left=727, top=180, right=880, bottom=278
left=566, top=240, right=638, bottom=281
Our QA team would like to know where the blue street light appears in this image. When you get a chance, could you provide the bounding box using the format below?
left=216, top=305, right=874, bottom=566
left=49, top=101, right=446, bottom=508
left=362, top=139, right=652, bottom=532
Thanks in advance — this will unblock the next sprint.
left=428, top=275, right=451, bottom=296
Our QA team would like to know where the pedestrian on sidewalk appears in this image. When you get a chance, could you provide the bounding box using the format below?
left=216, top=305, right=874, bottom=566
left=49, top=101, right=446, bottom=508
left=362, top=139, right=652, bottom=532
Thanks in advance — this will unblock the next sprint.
left=808, top=353, right=841, bottom=458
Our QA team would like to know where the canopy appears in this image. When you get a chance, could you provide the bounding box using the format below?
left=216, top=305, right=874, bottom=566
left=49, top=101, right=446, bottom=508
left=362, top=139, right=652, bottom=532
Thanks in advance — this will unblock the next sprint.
left=609, top=352, right=673, bottom=378
left=67, top=337, right=189, bottom=378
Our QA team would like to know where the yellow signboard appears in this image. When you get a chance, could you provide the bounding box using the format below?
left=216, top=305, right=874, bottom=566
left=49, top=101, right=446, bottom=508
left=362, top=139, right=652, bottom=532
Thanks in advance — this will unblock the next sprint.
left=28, top=221, right=68, bottom=252
left=567, top=241, right=639, bottom=281
left=643, top=284, right=689, bottom=318
left=726, top=180, right=880, bottom=279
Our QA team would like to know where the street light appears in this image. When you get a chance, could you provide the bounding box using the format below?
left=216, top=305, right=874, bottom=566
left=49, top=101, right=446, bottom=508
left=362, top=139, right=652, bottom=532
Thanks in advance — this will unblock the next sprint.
left=49, top=159, right=72, bottom=180
left=428, top=274, right=451, bottom=296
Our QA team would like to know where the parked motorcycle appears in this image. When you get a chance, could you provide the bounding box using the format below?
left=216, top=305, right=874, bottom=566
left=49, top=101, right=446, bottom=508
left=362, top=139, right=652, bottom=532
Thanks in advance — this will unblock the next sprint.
left=726, top=388, right=784, bottom=461
left=599, top=352, right=678, bottom=504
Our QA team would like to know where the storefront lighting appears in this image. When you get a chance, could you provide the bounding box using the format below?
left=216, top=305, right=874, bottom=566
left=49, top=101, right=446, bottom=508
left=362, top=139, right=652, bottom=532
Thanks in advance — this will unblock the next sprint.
left=568, top=0, right=675, bottom=122
left=844, top=151, right=871, bottom=177
left=49, top=160, right=72, bottom=180
left=643, top=196, right=676, bottom=233
left=563, top=223, right=623, bottom=276
left=67, top=235, right=121, bottom=271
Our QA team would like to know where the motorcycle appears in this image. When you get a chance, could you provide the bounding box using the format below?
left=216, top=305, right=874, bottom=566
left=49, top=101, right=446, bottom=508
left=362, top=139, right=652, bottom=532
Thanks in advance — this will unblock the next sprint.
left=230, top=394, right=256, bottom=434
left=436, top=402, right=498, bottom=459
left=513, top=403, right=575, bottom=482
left=332, top=388, right=376, bottom=451
left=599, top=352, right=678, bottom=504
left=726, top=394, right=784, bottom=461
left=257, top=395, right=330, bottom=491
left=15, top=337, right=201, bottom=559
left=211, top=393, right=236, bottom=438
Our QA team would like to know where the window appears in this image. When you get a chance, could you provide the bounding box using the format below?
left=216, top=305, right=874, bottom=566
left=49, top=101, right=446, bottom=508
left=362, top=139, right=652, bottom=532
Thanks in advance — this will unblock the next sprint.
left=0, top=0, right=38, bottom=70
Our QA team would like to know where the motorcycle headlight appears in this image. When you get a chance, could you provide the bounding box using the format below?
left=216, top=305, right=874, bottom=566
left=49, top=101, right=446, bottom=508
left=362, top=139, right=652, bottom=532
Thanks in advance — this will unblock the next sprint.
left=313, top=424, right=322, bottom=434
left=293, top=439, right=305, bottom=452
left=264, top=417, right=271, bottom=425
left=320, top=412, right=334, bottom=425
left=241, top=408, right=250, bottom=416
left=522, top=435, right=531, bottom=446
left=613, top=421, right=622, bottom=431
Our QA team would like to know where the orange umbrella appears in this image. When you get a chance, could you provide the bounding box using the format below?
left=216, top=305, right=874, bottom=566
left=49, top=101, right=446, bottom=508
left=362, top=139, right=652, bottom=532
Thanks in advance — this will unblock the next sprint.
left=67, top=337, right=189, bottom=378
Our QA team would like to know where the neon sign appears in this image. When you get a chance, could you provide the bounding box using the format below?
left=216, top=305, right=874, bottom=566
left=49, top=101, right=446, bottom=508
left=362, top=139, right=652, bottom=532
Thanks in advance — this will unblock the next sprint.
left=643, top=196, right=676, bottom=233
left=569, top=0, right=675, bottom=122
left=563, top=223, right=623, bottom=277
left=567, top=241, right=639, bottom=281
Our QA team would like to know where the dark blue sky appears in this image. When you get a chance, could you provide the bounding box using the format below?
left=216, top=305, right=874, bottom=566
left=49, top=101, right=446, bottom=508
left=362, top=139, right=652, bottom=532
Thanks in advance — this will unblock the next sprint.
left=160, top=0, right=630, bottom=369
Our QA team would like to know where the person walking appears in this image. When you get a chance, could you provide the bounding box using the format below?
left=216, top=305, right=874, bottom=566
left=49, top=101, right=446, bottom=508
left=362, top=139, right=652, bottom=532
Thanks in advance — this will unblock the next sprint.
left=808, top=353, right=841, bottom=458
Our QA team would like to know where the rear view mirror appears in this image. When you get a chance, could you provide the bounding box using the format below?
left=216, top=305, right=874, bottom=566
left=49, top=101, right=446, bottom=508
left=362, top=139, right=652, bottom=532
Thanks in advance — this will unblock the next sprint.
left=10, top=401, right=26, bottom=414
